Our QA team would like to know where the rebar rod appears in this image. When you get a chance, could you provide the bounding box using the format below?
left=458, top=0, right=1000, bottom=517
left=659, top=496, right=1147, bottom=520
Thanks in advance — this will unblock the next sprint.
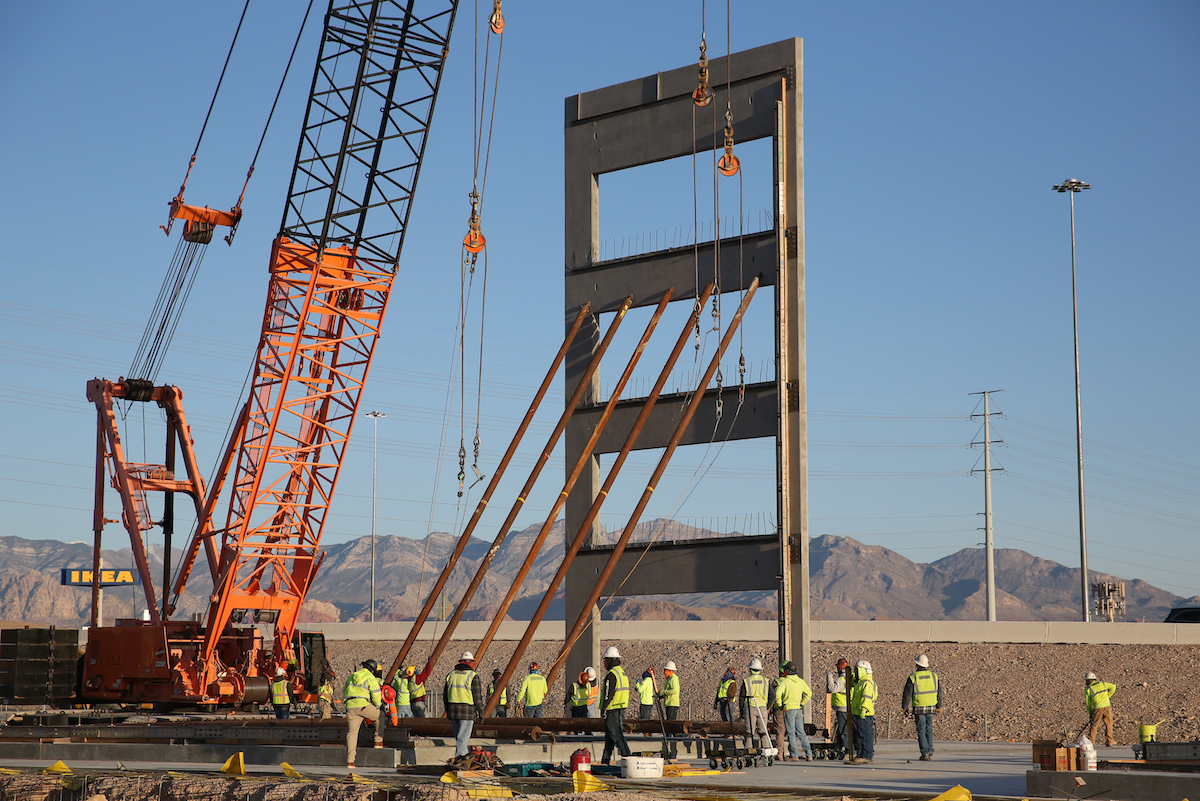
left=546, top=277, right=759, bottom=689
left=382, top=303, right=591, bottom=684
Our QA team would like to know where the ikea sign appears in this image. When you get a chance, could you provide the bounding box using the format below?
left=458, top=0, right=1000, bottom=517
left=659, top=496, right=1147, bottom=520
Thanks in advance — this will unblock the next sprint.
left=61, top=568, right=139, bottom=587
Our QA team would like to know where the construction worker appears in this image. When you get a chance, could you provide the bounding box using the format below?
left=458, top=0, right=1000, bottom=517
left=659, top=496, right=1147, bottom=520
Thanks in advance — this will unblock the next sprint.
left=847, top=660, right=877, bottom=764
left=344, top=659, right=384, bottom=769
left=517, top=661, right=548, bottom=717
left=768, top=663, right=786, bottom=759
left=488, top=669, right=509, bottom=717
left=827, top=658, right=852, bottom=758
left=637, top=669, right=656, bottom=719
left=714, top=667, right=737, bottom=722
left=778, top=662, right=813, bottom=761
left=392, top=665, right=415, bottom=718
left=738, top=657, right=771, bottom=751
left=661, top=661, right=681, bottom=718
left=444, top=651, right=484, bottom=761
left=1084, top=672, right=1118, bottom=746
left=585, top=666, right=600, bottom=716
left=318, top=665, right=337, bottom=720
left=901, top=653, right=942, bottom=760
left=599, top=645, right=633, bottom=764
left=568, top=668, right=594, bottom=717
left=270, top=667, right=292, bottom=719
left=660, top=660, right=681, bottom=757
left=409, top=664, right=429, bottom=717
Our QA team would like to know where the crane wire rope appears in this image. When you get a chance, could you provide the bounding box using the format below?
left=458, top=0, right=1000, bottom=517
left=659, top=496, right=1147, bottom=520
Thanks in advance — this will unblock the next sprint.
left=417, top=0, right=505, bottom=632
left=130, top=2, right=313, bottom=391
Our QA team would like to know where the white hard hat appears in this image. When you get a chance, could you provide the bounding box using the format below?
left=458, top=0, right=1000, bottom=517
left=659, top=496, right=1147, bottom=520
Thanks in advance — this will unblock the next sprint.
left=856, top=660, right=872, bottom=674
left=1084, top=671, right=1097, bottom=680
left=275, top=667, right=287, bottom=677
left=915, top=654, right=930, bottom=668
left=749, top=657, right=763, bottom=671
left=604, top=646, right=621, bottom=659
left=461, top=651, right=475, bottom=662
left=585, top=666, right=597, bottom=680
left=664, top=660, right=677, bottom=672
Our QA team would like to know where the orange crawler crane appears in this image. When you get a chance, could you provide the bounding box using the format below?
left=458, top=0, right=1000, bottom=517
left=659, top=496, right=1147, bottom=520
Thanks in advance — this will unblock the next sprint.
left=81, top=0, right=461, bottom=708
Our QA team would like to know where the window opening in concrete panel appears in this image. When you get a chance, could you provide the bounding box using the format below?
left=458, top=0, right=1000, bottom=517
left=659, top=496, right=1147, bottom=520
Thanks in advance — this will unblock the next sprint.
left=598, top=590, right=775, bottom=621
left=593, top=441, right=776, bottom=545
left=596, top=138, right=774, bottom=263
left=594, top=286, right=776, bottom=406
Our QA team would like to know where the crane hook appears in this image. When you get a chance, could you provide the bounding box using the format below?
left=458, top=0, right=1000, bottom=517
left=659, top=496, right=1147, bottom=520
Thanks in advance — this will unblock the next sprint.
left=463, top=191, right=486, bottom=253
left=489, top=0, right=504, bottom=35
left=692, top=40, right=713, bottom=107
left=718, top=111, right=740, bottom=176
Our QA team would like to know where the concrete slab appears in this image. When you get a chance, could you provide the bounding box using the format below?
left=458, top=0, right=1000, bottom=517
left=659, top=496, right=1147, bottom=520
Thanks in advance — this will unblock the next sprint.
left=2, top=737, right=1152, bottom=798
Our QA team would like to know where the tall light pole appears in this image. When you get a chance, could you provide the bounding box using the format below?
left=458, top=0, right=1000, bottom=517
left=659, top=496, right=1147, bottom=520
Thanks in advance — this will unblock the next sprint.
left=366, top=410, right=386, bottom=623
left=1053, top=178, right=1091, bottom=622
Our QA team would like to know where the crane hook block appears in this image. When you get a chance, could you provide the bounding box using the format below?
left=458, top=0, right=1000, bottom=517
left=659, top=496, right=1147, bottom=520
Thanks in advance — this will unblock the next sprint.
left=718, top=124, right=740, bottom=176
left=489, top=0, right=504, bottom=35
left=168, top=200, right=242, bottom=244
left=463, top=228, right=486, bottom=253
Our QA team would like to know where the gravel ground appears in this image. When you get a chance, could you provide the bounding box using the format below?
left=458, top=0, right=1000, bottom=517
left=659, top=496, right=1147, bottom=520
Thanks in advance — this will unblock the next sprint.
left=328, top=638, right=1200, bottom=746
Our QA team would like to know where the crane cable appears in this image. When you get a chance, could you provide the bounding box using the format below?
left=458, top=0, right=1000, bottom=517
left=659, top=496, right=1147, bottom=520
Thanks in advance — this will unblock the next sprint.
left=417, top=0, right=505, bottom=624
left=130, top=1, right=313, bottom=394
left=455, top=0, right=505, bottom=498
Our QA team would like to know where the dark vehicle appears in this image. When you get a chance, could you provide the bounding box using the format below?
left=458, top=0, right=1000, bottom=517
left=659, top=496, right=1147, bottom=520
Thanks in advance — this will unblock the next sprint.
left=1164, top=607, right=1200, bottom=623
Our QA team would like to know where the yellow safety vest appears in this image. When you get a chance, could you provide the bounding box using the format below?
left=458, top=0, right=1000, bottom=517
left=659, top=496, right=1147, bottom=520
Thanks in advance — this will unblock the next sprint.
left=344, top=668, right=382, bottom=709
left=411, top=679, right=426, bottom=701
left=778, top=674, right=811, bottom=710
left=830, top=672, right=847, bottom=709
left=637, top=676, right=655, bottom=705
left=745, top=673, right=768, bottom=708
left=571, top=681, right=591, bottom=707
left=910, top=669, right=939, bottom=707
left=663, top=674, right=680, bottom=707
left=488, top=682, right=508, bottom=706
left=851, top=675, right=877, bottom=717
left=719, top=678, right=736, bottom=700
left=1086, top=681, right=1116, bottom=711
left=270, top=678, right=290, bottom=705
left=446, top=668, right=477, bottom=705
left=319, top=681, right=334, bottom=703
left=392, top=675, right=411, bottom=705
left=519, top=673, right=548, bottom=706
left=604, top=666, right=629, bottom=710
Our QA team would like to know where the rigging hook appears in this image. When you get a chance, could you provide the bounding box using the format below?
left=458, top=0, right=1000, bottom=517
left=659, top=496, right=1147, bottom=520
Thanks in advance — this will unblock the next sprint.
left=692, top=39, right=714, bottom=107
left=463, top=191, right=486, bottom=254
left=718, top=110, right=740, bottom=176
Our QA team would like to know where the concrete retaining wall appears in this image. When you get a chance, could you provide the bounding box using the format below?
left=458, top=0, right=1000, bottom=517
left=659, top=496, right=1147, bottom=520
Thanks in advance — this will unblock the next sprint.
left=310, top=620, right=1200, bottom=645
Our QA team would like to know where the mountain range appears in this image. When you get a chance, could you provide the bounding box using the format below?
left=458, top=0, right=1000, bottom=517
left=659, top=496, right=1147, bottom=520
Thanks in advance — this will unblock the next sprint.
left=0, top=522, right=1194, bottom=627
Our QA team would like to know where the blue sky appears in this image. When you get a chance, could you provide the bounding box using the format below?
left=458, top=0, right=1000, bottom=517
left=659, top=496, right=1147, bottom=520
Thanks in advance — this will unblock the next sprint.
left=2, top=1, right=1197, bottom=604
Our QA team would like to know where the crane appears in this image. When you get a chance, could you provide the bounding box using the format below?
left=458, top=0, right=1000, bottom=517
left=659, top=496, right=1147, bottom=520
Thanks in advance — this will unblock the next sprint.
left=80, top=0, right=461, bottom=707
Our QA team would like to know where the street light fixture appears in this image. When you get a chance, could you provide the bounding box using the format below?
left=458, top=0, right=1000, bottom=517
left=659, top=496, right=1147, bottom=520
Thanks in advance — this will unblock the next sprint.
left=1052, top=178, right=1090, bottom=622
left=366, top=410, right=386, bottom=623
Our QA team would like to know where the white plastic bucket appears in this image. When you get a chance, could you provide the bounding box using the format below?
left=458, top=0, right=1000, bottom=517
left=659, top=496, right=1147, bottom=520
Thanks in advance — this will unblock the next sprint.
left=621, top=756, right=664, bottom=778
